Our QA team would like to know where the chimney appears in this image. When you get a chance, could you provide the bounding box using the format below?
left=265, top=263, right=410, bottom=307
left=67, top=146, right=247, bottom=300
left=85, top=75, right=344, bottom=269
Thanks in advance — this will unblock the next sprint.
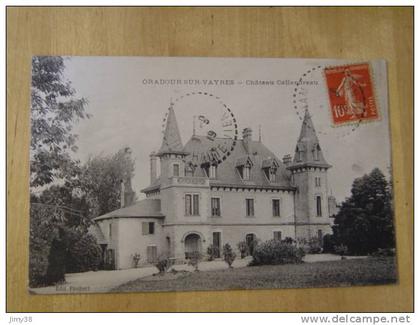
left=283, top=154, right=292, bottom=166
left=150, top=151, right=157, bottom=184
left=120, top=180, right=125, bottom=208
left=242, top=127, right=253, bottom=154
left=120, top=147, right=135, bottom=208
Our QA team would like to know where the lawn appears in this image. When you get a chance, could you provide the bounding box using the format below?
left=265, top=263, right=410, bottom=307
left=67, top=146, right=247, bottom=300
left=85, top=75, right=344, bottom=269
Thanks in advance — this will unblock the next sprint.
left=112, top=257, right=397, bottom=292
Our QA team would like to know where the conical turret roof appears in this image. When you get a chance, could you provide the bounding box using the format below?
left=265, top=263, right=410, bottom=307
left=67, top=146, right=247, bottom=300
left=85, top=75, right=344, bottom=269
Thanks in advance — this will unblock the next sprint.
left=289, top=109, right=330, bottom=169
left=157, top=104, right=187, bottom=156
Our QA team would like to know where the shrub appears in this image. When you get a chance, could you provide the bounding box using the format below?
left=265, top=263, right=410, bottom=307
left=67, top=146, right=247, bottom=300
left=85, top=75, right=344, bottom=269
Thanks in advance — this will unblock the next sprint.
left=155, top=256, right=172, bottom=274
left=322, top=234, right=336, bottom=253
left=206, top=244, right=219, bottom=261
left=29, top=235, right=50, bottom=287
left=132, top=253, right=141, bottom=268
left=188, top=251, right=202, bottom=271
left=237, top=241, right=248, bottom=258
left=334, top=244, right=348, bottom=256
left=65, top=230, right=102, bottom=273
left=45, top=230, right=67, bottom=285
left=250, top=239, right=305, bottom=266
left=282, top=237, right=295, bottom=245
left=223, top=243, right=236, bottom=268
left=308, top=237, right=322, bottom=254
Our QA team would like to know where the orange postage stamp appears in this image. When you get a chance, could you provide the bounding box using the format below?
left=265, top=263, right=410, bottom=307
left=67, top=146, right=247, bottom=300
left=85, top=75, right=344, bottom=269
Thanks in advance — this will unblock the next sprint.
left=324, top=63, right=379, bottom=125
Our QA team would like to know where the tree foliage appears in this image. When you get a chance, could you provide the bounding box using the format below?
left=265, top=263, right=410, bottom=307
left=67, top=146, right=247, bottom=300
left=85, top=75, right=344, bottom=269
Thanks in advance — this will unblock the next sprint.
left=30, top=56, right=88, bottom=187
left=332, top=168, right=395, bottom=255
left=80, top=148, right=136, bottom=218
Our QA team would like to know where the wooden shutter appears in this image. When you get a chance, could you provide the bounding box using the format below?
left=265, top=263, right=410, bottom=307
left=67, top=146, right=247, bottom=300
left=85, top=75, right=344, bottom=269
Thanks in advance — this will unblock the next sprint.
left=142, top=222, right=148, bottom=235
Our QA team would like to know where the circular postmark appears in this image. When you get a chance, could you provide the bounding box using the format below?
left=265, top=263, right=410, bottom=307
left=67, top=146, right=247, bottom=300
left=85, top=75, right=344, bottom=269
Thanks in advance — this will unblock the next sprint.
left=161, top=91, right=239, bottom=166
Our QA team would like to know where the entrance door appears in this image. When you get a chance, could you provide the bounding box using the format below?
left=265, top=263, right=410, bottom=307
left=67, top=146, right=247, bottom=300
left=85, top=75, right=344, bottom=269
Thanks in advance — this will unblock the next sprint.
left=246, top=233, right=256, bottom=256
left=184, top=233, right=201, bottom=259
left=147, top=245, right=158, bottom=263
left=212, top=232, right=221, bottom=258
left=105, top=248, right=116, bottom=270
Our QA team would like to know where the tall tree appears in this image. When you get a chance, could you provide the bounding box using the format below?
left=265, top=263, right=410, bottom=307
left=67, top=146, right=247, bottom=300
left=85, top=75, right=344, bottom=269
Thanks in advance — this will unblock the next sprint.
left=81, top=148, right=136, bottom=218
left=332, top=168, right=395, bottom=255
left=30, top=56, right=88, bottom=188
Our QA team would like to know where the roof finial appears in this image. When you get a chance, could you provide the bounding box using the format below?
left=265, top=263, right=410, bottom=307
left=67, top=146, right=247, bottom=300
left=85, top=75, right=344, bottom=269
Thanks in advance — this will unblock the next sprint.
left=193, top=115, right=196, bottom=136
left=258, top=124, right=262, bottom=142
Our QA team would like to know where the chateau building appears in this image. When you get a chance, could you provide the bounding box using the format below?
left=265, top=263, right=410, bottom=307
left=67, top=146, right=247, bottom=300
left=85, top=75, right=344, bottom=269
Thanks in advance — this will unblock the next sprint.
left=91, top=106, right=337, bottom=269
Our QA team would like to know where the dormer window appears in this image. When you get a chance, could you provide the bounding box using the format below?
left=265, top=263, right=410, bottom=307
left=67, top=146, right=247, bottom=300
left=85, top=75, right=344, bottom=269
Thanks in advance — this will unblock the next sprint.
left=185, top=163, right=195, bottom=177
left=202, top=163, right=217, bottom=179
left=269, top=166, right=276, bottom=182
left=296, top=144, right=306, bottom=162
left=209, top=165, right=217, bottom=179
left=243, top=163, right=251, bottom=180
left=236, top=156, right=253, bottom=181
left=262, top=158, right=279, bottom=182
left=313, top=144, right=321, bottom=161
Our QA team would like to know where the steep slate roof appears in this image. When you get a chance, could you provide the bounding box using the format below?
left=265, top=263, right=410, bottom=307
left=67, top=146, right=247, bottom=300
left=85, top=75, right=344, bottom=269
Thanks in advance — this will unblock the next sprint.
left=182, top=135, right=294, bottom=189
left=93, top=199, right=164, bottom=221
left=157, top=105, right=187, bottom=156
left=290, top=109, right=331, bottom=169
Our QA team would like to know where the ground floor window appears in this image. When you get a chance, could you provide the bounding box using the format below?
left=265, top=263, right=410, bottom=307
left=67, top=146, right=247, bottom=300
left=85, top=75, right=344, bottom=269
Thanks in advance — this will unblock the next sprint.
left=246, top=233, right=256, bottom=255
left=273, top=231, right=282, bottom=241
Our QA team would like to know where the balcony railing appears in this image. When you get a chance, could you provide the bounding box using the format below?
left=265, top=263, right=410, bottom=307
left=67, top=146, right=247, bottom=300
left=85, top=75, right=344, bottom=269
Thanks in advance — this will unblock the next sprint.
left=167, top=176, right=210, bottom=187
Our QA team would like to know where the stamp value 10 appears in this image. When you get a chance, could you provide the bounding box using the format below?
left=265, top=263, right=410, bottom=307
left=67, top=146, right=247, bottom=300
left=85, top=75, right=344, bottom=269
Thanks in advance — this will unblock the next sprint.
left=324, top=63, right=379, bottom=126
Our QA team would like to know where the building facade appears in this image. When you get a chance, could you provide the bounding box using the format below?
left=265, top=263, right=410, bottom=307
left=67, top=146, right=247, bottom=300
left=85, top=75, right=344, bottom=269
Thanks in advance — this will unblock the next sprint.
left=92, top=106, right=336, bottom=270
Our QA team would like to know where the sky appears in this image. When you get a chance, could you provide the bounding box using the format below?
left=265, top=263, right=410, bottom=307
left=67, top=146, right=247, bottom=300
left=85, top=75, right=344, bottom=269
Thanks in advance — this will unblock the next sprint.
left=62, top=57, right=392, bottom=203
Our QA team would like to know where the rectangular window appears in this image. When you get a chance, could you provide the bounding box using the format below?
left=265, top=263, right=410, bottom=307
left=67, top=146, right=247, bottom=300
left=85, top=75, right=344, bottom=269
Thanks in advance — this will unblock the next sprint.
left=108, top=223, right=112, bottom=239
left=274, top=231, right=282, bottom=241
left=315, top=177, right=321, bottom=187
left=173, top=164, right=180, bottom=177
left=246, top=198, right=255, bottom=217
left=211, top=197, right=221, bottom=216
left=185, top=194, right=200, bottom=216
left=193, top=194, right=199, bottom=215
left=142, top=222, right=155, bottom=235
left=316, top=195, right=322, bottom=216
left=272, top=199, right=280, bottom=217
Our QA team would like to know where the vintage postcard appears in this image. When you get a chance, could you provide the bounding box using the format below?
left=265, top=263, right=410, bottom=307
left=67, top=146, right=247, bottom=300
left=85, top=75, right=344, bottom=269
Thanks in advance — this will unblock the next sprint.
left=29, top=57, right=396, bottom=294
